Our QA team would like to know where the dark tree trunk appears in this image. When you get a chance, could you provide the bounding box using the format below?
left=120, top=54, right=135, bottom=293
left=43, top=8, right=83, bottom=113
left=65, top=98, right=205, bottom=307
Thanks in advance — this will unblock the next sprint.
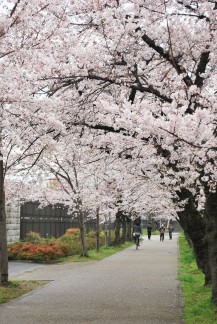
left=0, top=158, right=8, bottom=284
left=79, top=210, right=87, bottom=257
left=126, top=217, right=132, bottom=241
left=205, top=191, right=217, bottom=305
left=107, top=214, right=112, bottom=247
left=77, top=199, right=87, bottom=257
left=114, top=211, right=122, bottom=245
left=121, top=215, right=127, bottom=243
left=96, top=207, right=100, bottom=252
left=177, top=189, right=211, bottom=285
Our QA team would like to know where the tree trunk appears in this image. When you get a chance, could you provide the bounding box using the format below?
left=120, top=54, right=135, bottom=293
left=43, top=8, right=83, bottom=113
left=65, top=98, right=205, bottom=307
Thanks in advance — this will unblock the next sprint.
left=0, top=158, right=8, bottom=284
left=114, top=211, right=122, bottom=245
left=96, top=207, right=100, bottom=252
left=79, top=210, right=87, bottom=257
left=205, top=191, right=217, bottom=305
left=177, top=188, right=211, bottom=285
left=121, top=215, right=126, bottom=243
left=126, top=217, right=132, bottom=241
left=108, top=214, right=111, bottom=247
left=77, top=199, right=87, bottom=257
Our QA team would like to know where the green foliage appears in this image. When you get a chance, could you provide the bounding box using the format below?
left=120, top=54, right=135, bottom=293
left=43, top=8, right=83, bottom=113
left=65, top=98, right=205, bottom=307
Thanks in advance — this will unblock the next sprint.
left=57, top=229, right=105, bottom=256
left=58, top=235, right=81, bottom=256
left=143, top=229, right=158, bottom=235
left=65, top=228, right=80, bottom=236
left=179, top=233, right=217, bottom=324
left=86, top=230, right=104, bottom=249
left=25, top=231, right=43, bottom=243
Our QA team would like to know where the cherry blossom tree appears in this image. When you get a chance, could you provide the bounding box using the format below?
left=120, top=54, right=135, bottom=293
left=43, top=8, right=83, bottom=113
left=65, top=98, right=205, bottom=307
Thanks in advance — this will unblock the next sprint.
left=0, top=0, right=69, bottom=282
left=26, top=0, right=216, bottom=301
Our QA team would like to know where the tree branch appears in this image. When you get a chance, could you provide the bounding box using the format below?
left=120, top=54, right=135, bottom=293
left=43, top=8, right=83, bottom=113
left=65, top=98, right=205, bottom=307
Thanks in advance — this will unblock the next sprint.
left=140, top=32, right=193, bottom=87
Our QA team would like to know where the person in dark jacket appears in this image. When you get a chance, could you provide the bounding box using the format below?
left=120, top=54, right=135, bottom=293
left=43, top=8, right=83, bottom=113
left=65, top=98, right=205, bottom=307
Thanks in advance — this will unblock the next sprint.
left=147, top=223, right=152, bottom=240
left=132, top=222, right=142, bottom=246
left=168, top=224, right=174, bottom=240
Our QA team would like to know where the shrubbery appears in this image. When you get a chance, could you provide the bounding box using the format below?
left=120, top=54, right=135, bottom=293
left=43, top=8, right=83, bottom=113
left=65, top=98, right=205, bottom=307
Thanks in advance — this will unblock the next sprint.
left=25, top=231, right=43, bottom=243
left=58, top=229, right=81, bottom=256
left=8, top=241, right=65, bottom=261
left=65, top=228, right=80, bottom=236
left=8, top=228, right=105, bottom=262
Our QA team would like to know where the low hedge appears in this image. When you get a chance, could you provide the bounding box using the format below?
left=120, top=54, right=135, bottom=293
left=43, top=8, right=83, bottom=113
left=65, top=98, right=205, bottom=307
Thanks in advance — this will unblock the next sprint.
left=8, top=241, right=65, bottom=261
left=8, top=229, right=105, bottom=262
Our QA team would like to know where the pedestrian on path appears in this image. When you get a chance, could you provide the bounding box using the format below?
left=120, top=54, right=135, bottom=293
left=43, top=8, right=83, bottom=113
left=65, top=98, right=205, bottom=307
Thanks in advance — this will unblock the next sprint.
left=159, top=224, right=165, bottom=241
left=147, top=223, right=152, bottom=240
left=168, top=224, right=174, bottom=240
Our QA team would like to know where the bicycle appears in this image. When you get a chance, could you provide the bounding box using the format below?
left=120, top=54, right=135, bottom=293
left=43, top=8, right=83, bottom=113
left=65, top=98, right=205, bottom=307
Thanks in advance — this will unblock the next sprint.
left=134, top=234, right=140, bottom=250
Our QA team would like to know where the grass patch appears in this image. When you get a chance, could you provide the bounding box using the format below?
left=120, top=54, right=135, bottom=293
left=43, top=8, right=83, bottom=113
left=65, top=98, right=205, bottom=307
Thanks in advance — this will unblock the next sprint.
left=0, top=281, right=47, bottom=304
left=59, top=241, right=133, bottom=262
left=142, top=229, right=159, bottom=235
left=179, top=233, right=217, bottom=324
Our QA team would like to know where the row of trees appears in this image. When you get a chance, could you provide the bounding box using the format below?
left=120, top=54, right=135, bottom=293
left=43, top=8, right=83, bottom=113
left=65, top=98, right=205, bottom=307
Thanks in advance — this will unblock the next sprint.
left=0, top=0, right=217, bottom=304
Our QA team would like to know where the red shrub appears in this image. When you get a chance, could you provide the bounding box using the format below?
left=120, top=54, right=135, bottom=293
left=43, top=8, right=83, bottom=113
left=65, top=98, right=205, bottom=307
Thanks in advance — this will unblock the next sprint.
left=8, top=241, right=66, bottom=261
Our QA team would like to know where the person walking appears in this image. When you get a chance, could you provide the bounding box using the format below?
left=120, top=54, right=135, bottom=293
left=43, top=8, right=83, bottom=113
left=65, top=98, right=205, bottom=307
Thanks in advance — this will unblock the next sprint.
left=168, top=224, right=174, bottom=240
left=147, top=223, right=152, bottom=240
left=159, top=224, right=165, bottom=241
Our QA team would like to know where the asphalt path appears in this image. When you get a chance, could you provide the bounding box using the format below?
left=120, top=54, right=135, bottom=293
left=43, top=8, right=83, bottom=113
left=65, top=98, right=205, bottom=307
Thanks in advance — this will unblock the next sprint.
left=9, top=261, right=46, bottom=276
left=1, top=233, right=183, bottom=324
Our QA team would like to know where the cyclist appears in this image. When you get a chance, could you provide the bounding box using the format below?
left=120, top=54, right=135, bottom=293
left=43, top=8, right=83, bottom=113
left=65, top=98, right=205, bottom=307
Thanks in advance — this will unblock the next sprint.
left=133, top=222, right=142, bottom=247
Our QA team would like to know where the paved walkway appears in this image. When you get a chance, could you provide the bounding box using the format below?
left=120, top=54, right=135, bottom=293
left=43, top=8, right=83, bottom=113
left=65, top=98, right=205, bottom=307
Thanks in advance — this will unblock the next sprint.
left=1, top=233, right=183, bottom=323
left=9, top=261, right=46, bottom=276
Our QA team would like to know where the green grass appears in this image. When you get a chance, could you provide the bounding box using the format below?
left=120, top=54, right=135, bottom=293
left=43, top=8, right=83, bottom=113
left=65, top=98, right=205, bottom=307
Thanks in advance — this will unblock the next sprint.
left=142, top=229, right=159, bottom=235
left=179, top=233, right=217, bottom=324
left=0, top=281, right=47, bottom=304
left=59, top=241, right=133, bottom=262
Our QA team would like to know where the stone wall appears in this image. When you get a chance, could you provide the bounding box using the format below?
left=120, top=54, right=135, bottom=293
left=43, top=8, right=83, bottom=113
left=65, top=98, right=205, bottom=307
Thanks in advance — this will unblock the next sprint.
left=6, top=203, right=20, bottom=243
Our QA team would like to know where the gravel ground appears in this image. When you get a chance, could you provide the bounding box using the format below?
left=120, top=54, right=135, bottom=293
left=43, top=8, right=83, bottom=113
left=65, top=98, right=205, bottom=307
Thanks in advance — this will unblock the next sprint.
left=1, top=233, right=184, bottom=324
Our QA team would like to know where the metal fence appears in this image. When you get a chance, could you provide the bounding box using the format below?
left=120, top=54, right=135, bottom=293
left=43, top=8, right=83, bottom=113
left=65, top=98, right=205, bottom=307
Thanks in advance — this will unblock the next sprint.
left=20, top=202, right=96, bottom=239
